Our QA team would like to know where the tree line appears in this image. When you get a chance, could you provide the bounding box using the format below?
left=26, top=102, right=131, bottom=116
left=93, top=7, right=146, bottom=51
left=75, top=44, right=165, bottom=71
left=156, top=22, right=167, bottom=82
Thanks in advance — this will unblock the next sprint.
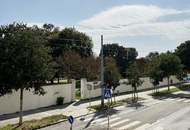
left=0, top=22, right=190, bottom=124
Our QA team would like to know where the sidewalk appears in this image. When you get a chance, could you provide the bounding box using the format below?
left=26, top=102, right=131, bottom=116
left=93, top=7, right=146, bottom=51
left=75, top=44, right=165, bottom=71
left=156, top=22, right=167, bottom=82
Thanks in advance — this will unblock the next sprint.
left=0, top=86, right=176, bottom=127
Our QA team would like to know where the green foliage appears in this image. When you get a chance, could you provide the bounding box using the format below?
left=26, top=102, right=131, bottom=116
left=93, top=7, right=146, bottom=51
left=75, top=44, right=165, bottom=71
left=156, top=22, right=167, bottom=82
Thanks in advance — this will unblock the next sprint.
left=159, top=52, right=182, bottom=78
left=88, top=97, right=145, bottom=111
left=102, top=44, right=138, bottom=77
left=147, top=52, right=182, bottom=91
left=61, top=51, right=100, bottom=80
left=175, top=40, right=190, bottom=70
left=146, top=52, right=159, bottom=61
left=104, top=58, right=121, bottom=90
left=135, top=58, right=149, bottom=76
left=126, top=62, right=143, bottom=100
left=151, top=87, right=180, bottom=97
left=75, top=89, right=81, bottom=100
left=56, top=97, right=64, bottom=105
left=49, top=27, right=93, bottom=58
left=76, top=80, right=81, bottom=89
left=0, top=23, right=56, bottom=124
left=127, top=62, right=143, bottom=89
left=0, top=23, right=56, bottom=96
left=148, top=56, right=164, bottom=86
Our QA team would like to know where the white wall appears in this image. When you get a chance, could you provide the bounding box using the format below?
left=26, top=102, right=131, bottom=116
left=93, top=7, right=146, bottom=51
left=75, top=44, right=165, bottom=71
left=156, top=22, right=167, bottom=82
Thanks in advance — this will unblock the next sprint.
left=80, top=79, right=101, bottom=99
left=0, top=80, right=75, bottom=115
left=80, top=76, right=180, bottom=99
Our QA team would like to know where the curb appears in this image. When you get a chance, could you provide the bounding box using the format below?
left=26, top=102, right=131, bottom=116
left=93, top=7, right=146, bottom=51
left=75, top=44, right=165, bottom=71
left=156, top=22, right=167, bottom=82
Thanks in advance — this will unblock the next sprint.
left=36, top=110, right=96, bottom=129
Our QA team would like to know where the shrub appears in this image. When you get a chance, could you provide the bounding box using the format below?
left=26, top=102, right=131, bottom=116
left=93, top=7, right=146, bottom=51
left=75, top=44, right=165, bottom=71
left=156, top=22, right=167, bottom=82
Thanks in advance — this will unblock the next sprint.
left=56, top=97, right=64, bottom=105
left=76, top=80, right=81, bottom=89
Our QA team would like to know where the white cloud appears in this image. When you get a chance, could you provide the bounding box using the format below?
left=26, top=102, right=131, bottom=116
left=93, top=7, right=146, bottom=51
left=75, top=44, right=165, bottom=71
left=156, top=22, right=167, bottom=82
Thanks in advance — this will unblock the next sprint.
left=77, top=5, right=190, bottom=57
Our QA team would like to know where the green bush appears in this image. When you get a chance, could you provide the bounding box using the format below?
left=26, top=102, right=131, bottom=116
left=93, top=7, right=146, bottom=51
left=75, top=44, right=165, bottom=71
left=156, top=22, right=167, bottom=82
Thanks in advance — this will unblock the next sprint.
left=76, top=80, right=81, bottom=89
left=56, top=97, right=64, bottom=105
left=75, top=89, right=81, bottom=99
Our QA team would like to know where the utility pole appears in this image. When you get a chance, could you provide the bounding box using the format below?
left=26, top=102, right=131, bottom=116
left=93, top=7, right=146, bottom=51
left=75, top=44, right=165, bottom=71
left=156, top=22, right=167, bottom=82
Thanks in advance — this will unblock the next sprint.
left=101, top=35, right=104, bottom=106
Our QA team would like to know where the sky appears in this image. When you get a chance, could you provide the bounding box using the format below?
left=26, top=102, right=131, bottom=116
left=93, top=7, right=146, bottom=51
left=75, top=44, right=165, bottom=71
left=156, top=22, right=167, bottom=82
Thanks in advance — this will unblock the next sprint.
left=1, top=0, right=190, bottom=57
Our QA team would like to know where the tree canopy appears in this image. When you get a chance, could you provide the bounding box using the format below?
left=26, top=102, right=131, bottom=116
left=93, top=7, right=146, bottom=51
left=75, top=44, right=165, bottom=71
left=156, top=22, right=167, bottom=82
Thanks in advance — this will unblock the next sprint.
left=104, top=57, right=121, bottom=90
left=0, top=23, right=56, bottom=124
left=102, top=44, right=138, bottom=77
left=126, top=62, right=143, bottom=100
left=175, top=40, right=190, bottom=71
left=49, top=27, right=93, bottom=58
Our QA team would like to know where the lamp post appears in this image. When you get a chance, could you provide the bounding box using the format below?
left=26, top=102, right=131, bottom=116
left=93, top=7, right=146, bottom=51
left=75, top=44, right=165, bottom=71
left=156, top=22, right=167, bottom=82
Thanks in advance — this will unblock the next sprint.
left=101, top=35, right=104, bottom=106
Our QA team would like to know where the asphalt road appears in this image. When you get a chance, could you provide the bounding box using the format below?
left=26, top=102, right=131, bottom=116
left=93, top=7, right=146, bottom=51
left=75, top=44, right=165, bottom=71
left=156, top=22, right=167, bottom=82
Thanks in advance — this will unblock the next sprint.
left=40, top=97, right=190, bottom=130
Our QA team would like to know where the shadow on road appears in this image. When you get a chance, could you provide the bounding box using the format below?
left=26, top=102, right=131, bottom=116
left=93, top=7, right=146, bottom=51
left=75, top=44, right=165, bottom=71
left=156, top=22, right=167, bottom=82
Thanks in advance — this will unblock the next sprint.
left=0, top=102, right=74, bottom=121
left=81, top=107, right=119, bottom=129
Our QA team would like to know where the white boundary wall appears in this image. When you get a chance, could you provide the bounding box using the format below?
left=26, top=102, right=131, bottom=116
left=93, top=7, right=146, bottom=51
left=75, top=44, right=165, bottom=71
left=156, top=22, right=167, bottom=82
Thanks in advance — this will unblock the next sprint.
left=0, top=80, right=75, bottom=115
left=81, top=76, right=180, bottom=99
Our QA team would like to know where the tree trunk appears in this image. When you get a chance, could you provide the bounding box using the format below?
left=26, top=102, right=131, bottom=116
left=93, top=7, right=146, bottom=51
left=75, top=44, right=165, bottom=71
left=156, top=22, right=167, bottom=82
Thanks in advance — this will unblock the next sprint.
left=101, top=88, right=104, bottom=107
left=57, top=77, right=59, bottom=83
left=167, top=76, right=170, bottom=91
left=19, top=87, right=24, bottom=125
left=50, top=79, right=53, bottom=84
left=113, top=90, right=116, bottom=103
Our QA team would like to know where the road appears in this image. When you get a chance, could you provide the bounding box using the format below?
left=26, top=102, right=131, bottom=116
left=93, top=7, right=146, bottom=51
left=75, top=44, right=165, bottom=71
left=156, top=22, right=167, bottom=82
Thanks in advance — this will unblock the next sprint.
left=40, top=96, right=190, bottom=130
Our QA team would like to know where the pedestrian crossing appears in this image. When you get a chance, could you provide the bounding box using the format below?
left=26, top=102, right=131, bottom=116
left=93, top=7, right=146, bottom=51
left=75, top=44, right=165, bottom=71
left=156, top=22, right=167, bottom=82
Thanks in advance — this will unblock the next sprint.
left=134, top=123, right=151, bottom=130
left=77, top=97, right=189, bottom=130
left=165, top=97, right=190, bottom=103
left=81, top=113, right=153, bottom=130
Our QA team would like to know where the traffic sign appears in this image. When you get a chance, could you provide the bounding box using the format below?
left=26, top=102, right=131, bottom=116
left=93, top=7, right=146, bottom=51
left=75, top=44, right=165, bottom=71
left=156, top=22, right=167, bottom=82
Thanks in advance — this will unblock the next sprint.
left=68, top=115, right=74, bottom=124
left=104, top=88, right=112, bottom=99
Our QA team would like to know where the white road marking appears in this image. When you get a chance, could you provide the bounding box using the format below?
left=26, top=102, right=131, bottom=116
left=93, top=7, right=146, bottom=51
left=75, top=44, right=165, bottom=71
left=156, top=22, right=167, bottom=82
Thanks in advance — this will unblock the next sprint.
left=134, top=123, right=151, bottom=130
left=176, top=98, right=185, bottom=102
left=110, top=118, right=130, bottom=127
left=184, top=99, right=190, bottom=103
left=144, top=100, right=162, bottom=106
left=84, top=114, right=117, bottom=122
left=100, top=117, right=120, bottom=125
left=118, top=121, right=141, bottom=130
left=167, top=98, right=175, bottom=101
left=153, top=126, right=164, bottom=130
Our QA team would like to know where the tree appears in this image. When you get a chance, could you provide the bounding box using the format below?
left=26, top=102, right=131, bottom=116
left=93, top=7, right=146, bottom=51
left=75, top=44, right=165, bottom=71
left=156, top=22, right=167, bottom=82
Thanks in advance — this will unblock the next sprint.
left=104, top=58, right=121, bottom=103
left=49, top=27, right=93, bottom=80
left=159, top=52, right=182, bottom=91
left=62, top=51, right=83, bottom=80
left=136, top=58, right=149, bottom=76
left=146, top=52, right=159, bottom=61
left=126, top=62, right=143, bottom=101
left=84, top=57, right=100, bottom=81
left=62, top=51, right=100, bottom=80
left=148, top=56, right=164, bottom=93
left=102, top=44, right=138, bottom=77
left=0, top=23, right=56, bottom=125
left=175, top=40, right=190, bottom=71
left=43, top=23, right=54, bottom=32
left=49, top=27, right=93, bottom=58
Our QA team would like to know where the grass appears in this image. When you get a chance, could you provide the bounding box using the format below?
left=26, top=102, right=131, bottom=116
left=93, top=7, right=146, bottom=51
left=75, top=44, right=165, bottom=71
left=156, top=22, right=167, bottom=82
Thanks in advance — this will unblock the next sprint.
left=88, top=97, right=145, bottom=111
left=151, top=87, right=180, bottom=97
left=179, top=84, right=190, bottom=91
left=151, top=85, right=190, bottom=97
left=0, top=114, right=67, bottom=130
left=75, top=89, right=81, bottom=100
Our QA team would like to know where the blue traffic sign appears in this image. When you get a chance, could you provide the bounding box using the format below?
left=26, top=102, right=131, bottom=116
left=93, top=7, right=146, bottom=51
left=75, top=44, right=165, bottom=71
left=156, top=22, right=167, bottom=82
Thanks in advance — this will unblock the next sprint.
left=104, top=88, right=112, bottom=99
left=68, top=115, right=74, bottom=124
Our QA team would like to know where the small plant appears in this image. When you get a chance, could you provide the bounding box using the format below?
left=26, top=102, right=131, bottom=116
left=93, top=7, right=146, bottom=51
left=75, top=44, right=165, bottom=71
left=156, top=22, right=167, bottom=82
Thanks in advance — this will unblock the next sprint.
left=56, top=97, right=64, bottom=105
left=76, top=80, right=81, bottom=89
left=75, top=89, right=81, bottom=100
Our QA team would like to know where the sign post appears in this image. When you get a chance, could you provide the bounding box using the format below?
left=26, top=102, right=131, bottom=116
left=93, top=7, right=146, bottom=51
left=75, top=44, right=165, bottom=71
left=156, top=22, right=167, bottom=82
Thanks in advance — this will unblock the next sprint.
left=104, top=88, right=112, bottom=130
left=68, top=115, right=74, bottom=130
